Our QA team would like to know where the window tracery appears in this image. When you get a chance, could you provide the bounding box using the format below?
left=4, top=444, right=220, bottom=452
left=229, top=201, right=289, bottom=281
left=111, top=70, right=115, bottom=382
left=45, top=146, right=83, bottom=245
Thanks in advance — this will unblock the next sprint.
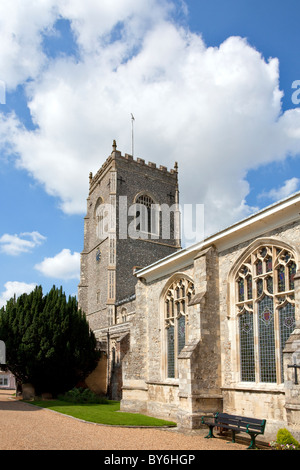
left=164, top=278, right=195, bottom=378
left=236, top=245, right=296, bottom=383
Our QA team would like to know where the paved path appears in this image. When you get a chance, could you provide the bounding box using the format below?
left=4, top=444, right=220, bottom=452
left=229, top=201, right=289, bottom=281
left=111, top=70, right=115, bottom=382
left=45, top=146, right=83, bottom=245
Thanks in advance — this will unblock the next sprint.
left=0, top=389, right=248, bottom=451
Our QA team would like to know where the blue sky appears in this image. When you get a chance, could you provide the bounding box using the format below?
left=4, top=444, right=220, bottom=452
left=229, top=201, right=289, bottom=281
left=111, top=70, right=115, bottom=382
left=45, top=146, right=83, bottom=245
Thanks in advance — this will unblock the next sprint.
left=0, top=0, right=300, bottom=306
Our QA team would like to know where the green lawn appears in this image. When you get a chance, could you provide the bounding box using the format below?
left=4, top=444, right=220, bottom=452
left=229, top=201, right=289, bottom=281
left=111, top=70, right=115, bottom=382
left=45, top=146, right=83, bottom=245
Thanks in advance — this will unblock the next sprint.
left=28, top=399, right=177, bottom=427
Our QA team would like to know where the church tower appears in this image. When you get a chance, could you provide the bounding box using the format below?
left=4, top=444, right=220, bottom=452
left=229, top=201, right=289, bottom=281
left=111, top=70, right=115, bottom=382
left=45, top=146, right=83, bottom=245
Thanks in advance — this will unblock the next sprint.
left=78, top=141, right=180, bottom=398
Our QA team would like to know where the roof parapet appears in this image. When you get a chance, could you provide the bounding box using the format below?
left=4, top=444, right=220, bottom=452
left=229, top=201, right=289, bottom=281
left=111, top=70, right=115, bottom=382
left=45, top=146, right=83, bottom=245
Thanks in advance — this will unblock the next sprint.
left=89, top=140, right=177, bottom=193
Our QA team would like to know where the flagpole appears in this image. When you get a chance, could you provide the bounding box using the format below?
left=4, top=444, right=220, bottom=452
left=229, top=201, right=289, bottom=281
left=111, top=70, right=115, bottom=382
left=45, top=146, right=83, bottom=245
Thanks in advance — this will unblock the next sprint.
left=131, top=113, right=135, bottom=157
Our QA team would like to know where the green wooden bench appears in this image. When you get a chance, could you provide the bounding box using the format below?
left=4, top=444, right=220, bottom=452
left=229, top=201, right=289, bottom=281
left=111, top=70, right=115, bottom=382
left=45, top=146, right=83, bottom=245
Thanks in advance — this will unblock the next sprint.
left=201, top=412, right=266, bottom=449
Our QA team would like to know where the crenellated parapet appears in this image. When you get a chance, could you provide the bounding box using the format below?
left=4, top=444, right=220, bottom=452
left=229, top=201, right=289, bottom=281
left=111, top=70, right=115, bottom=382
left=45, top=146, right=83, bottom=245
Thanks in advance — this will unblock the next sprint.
left=88, top=140, right=178, bottom=195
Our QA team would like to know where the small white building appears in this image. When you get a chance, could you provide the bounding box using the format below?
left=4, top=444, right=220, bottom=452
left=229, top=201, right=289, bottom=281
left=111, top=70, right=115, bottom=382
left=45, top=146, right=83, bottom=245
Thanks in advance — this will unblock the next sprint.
left=0, top=370, right=16, bottom=390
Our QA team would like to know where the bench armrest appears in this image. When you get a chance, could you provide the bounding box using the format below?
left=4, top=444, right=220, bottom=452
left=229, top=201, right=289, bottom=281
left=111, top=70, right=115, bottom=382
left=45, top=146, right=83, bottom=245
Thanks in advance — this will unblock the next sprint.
left=246, top=421, right=266, bottom=435
left=201, top=415, right=217, bottom=425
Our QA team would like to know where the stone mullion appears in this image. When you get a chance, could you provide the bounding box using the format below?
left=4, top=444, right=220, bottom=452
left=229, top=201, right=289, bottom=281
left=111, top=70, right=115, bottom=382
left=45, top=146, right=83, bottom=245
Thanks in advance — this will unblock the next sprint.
left=273, top=297, right=282, bottom=385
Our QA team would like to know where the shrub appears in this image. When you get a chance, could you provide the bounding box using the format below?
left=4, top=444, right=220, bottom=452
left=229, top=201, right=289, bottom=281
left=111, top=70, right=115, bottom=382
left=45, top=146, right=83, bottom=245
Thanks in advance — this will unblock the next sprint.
left=0, top=285, right=100, bottom=396
left=58, top=387, right=109, bottom=404
left=270, top=428, right=300, bottom=450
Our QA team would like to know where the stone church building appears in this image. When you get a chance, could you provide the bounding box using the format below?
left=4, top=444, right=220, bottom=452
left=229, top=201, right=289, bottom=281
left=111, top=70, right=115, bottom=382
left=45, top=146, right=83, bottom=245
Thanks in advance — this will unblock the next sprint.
left=78, top=141, right=300, bottom=441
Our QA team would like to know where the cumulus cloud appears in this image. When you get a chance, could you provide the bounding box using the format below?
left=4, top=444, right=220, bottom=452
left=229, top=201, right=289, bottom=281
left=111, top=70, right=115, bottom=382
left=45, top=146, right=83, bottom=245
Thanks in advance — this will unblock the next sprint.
left=34, top=248, right=80, bottom=280
left=0, top=281, right=37, bottom=308
left=0, top=0, right=58, bottom=89
left=259, top=177, right=300, bottom=202
left=0, top=0, right=171, bottom=88
left=1, top=0, right=300, bottom=237
left=0, top=231, right=46, bottom=256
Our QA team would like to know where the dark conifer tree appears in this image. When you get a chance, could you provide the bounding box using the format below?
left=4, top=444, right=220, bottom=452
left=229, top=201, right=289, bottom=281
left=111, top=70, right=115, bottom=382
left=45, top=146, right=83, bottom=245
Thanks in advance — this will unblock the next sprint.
left=0, top=285, right=99, bottom=396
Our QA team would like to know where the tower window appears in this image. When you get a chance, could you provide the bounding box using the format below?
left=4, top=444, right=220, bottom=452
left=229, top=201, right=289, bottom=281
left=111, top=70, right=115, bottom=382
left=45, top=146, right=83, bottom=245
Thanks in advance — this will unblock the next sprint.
left=95, top=198, right=105, bottom=239
left=135, top=194, right=159, bottom=236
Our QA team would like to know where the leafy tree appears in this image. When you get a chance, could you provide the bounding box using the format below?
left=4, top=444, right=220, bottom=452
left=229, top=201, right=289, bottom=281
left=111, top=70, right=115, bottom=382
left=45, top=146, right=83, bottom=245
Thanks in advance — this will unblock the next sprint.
left=0, top=285, right=100, bottom=396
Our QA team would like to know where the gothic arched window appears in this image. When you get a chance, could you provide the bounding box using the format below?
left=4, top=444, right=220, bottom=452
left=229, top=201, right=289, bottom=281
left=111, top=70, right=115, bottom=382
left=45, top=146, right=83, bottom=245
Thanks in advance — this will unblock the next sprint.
left=121, top=307, right=127, bottom=323
left=95, top=197, right=105, bottom=239
left=236, top=245, right=296, bottom=384
left=135, top=194, right=159, bottom=236
left=164, top=278, right=195, bottom=378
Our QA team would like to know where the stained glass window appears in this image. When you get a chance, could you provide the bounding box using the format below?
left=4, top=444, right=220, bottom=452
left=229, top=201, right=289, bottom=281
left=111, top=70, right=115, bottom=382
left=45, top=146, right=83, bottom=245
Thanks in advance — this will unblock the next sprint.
left=258, top=296, right=276, bottom=383
left=256, top=260, right=263, bottom=276
left=266, top=257, right=272, bottom=272
left=278, top=265, right=285, bottom=292
left=164, top=278, right=195, bottom=379
left=247, top=276, right=253, bottom=300
left=266, top=276, right=273, bottom=294
left=181, top=283, right=185, bottom=298
left=257, top=278, right=263, bottom=297
left=238, top=278, right=245, bottom=302
left=260, top=247, right=267, bottom=258
left=178, top=315, right=186, bottom=355
left=166, top=300, right=170, bottom=318
left=167, top=326, right=175, bottom=378
left=242, top=266, right=248, bottom=276
left=289, top=262, right=297, bottom=291
left=279, top=303, right=296, bottom=382
left=236, top=245, right=296, bottom=384
left=239, top=311, right=255, bottom=382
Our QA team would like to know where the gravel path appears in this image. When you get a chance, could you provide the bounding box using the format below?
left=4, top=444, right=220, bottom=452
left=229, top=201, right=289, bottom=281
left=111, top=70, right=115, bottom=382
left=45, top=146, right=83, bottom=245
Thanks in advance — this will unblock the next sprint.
left=0, top=389, right=248, bottom=451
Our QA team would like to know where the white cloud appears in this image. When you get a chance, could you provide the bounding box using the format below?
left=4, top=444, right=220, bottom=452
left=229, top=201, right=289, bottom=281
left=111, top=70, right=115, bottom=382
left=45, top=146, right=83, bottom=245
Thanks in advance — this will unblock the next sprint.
left=1, top=1, right=300, bottom=237
left=34, top=249, right=80, bottom=280
left=0, top=281, right=37, bottom=308
left=0, top=0, right=58, bottom=89
left=0, top=0, right=171, bottom=89
left=58, top=0, right=172, bottom=53
left=0, top=231, right=46, bottom=256
left=259, top=177, right=300, bottom=202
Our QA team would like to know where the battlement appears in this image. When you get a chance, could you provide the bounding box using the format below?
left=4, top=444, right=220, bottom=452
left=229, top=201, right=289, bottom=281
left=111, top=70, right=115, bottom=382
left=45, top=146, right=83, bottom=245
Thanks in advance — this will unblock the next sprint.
left=89, top=140, right=178, bottom=194
left=79, top=138, right=181, bottom=342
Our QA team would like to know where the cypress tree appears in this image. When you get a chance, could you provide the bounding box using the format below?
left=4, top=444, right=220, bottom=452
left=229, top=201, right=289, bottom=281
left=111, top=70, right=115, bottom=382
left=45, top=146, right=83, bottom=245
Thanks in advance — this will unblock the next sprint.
left=0, top=285, right=100, bottom=396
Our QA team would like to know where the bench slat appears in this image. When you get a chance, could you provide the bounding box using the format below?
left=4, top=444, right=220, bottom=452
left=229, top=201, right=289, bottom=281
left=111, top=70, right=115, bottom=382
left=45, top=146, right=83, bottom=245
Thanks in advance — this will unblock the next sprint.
left=201, top=412, right=266, bottom=449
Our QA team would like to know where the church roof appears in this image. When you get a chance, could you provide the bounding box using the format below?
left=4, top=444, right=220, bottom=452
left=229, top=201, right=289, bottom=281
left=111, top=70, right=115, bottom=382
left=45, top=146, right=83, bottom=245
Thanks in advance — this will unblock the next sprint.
left=135, top=190, right=300, bottom=282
